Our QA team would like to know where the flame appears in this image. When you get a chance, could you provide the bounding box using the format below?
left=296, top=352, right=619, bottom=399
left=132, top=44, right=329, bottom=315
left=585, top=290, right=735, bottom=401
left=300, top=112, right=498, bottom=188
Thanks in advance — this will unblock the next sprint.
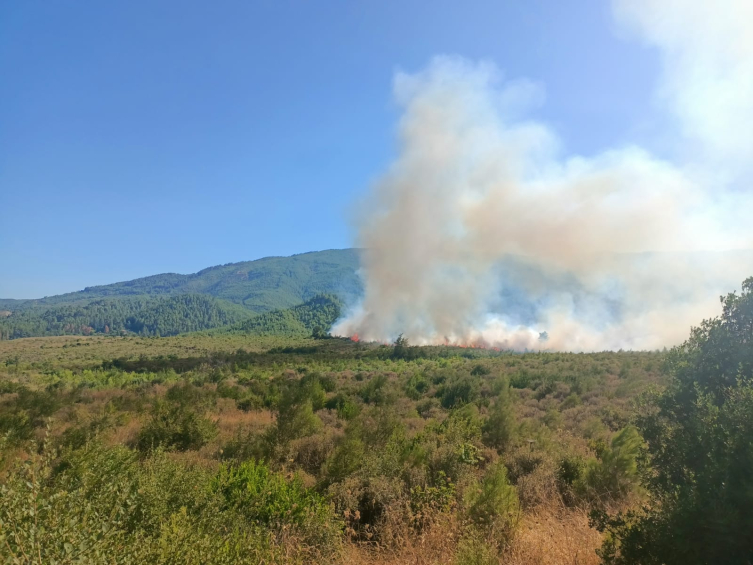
left=350, top=333, right=360, bottom=343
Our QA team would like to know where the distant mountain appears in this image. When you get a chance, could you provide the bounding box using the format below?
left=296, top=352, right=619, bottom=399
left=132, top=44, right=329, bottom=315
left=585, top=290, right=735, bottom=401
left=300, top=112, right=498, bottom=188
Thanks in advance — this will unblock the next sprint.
left=0, top=249, right=362, bottom=339
left=2, top=249, right=361, bottom=311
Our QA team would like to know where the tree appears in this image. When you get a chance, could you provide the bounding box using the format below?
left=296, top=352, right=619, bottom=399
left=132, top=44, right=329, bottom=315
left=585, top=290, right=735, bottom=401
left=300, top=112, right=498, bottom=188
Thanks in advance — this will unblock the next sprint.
left=482, top=378, right=516, bottom=452
left=311, top=326, right=328, bottom=339
left=595, top=277, right=753, bottom=565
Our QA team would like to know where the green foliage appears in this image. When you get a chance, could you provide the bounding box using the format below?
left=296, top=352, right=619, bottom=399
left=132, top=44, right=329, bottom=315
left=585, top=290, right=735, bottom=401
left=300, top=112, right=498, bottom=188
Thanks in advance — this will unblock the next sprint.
left=0, top=438, right=280, bottom=564
left=136, top=400, right=217, bottom=452
left=212, top=459, right=341, bottom=548
left=0, top=294, right=254, bottom=339
left=464, top=462, right=520, bottom=543
left=0, top=249, right=361, bottom=340
left=439, top=375, right=480, bottom=408
left=225, top=294, right=343, bottom=337
left=0, top=317, right=672, bottom=562
left=359, top=373, right=393, bottom=405
left=596, top=277, right=753, bottom=564
left=410, top=472, right=456, bottom=519
left=454, top=531, right=499, bottom=565
left=579, top=426, right=642, bottom=501
left=325, top=392, right=360, bottom=420
left=482, top=379, right=517, bottom=452
left=0, top=387, right=67, bottom=444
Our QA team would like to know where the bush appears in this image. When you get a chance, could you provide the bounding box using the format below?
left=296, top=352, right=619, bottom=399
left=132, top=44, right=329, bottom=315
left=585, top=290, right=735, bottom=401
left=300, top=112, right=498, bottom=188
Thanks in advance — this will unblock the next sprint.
left=464, top=462, right=520, bottom=544
left=405, top=373, right=430, bottom=400
left=440, top=376, right=479, bottom=408
left=325, top=392, right=360, bottom=420
left=273, top=400, right=322, bottom=445
left=580, top=426, right=642, bottom=501
left=482, top=382, right=517, bottom=452
left=136, top=400, right=217, bottom=452
left=595, top=279, right=753, bottom=563
left=0, top=387, right=66, bottom=444
left=454, top=531, right=499, bottom=565
left=212, top=460, right=341, bottom=550
left=0, top=437, right=275, bottom=564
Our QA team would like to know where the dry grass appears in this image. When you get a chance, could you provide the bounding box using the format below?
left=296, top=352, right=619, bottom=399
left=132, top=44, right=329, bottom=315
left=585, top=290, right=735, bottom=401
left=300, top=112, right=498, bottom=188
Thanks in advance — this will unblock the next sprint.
left=336, top=502, right=601, bottom=565
left=210, top=399, right=274, bottom=434
left=105, top=416, right=142, bottom=447
left=340, top=515, right=459, bottom=565
left=503, top=506, right=601, bottom=565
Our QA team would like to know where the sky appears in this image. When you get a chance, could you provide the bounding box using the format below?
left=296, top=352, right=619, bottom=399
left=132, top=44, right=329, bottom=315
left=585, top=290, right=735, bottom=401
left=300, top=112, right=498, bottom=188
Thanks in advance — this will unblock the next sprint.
left=0, top=0, right=662, bottom=299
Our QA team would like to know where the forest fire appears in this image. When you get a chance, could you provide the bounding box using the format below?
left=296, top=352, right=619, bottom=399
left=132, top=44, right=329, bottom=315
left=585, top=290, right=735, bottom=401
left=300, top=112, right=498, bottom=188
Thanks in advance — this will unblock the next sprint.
left=444, top=340, right=500, bottom=351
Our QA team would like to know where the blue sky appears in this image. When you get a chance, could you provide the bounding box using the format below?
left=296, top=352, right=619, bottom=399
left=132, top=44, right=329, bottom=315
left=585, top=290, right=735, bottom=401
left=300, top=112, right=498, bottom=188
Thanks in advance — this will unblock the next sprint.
left=0, top=0, right=660, bottom=298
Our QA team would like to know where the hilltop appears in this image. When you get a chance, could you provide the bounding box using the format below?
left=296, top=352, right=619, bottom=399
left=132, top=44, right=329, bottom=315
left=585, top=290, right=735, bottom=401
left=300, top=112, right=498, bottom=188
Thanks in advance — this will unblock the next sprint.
left=1, top=249, right=361, bottom=312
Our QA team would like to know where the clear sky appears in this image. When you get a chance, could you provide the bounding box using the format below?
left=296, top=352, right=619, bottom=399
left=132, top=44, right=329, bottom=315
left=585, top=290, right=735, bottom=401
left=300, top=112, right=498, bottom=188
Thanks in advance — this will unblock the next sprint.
left=0, top=0, right=660, bottom=298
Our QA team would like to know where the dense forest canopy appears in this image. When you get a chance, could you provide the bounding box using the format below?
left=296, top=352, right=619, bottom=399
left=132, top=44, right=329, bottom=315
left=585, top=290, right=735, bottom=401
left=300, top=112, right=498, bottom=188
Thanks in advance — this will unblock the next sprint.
left=0, top=295, right=253, bottom=339
left=219, top=294, right=344, bottom=337
left=0, top=294, right=344, bottom=340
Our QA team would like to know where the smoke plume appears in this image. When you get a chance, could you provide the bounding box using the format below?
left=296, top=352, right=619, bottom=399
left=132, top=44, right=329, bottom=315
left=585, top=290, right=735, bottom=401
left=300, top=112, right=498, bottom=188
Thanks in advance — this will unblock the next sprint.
left=333, top=0, right=753, bottom=351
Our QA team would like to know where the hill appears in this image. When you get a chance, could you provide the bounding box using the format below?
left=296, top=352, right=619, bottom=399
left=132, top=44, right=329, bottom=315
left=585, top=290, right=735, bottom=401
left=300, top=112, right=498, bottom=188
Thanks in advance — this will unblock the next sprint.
left=220, top=294, right=343, bottom=337
left=0, top=249, right=361, bottom=339
left=0, top=294, right=255, bottom=339
left=3, top=249, right=361, bottom=313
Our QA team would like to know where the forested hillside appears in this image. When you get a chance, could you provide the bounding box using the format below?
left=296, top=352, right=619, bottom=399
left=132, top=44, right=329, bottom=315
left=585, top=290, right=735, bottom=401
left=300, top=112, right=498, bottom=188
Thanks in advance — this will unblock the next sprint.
left=0, top=295, right=254, bottom=339
left=3, top=249, right=361, bottom=312
left=221, top=294, right=343, bottom=337
left=0, top=249, right=361, bottom=339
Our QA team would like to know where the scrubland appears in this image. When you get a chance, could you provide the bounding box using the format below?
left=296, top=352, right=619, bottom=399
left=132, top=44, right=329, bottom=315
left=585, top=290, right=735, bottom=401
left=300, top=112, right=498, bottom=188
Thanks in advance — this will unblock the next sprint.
left=0, top=333, right=662, bottom=564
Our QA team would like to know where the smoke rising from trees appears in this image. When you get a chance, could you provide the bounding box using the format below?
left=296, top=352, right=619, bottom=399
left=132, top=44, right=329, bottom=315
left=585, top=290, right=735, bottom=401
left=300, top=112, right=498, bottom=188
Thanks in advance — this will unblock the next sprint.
left=333, top=0, right=753, bottom=351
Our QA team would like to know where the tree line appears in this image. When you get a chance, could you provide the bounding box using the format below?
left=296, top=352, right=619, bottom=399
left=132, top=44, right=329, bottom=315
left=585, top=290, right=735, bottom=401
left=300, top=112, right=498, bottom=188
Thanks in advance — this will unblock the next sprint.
left=0, top=294, right=253, bottom=339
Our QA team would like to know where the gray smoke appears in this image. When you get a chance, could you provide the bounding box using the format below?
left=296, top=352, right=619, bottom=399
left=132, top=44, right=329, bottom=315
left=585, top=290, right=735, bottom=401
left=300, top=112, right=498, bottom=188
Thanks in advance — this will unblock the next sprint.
left=333, top=0, right=753, bottom=351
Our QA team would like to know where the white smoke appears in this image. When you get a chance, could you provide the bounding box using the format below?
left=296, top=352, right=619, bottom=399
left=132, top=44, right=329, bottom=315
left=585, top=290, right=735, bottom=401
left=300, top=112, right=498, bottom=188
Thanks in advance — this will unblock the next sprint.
left=333, top=0, right=753, bottom=351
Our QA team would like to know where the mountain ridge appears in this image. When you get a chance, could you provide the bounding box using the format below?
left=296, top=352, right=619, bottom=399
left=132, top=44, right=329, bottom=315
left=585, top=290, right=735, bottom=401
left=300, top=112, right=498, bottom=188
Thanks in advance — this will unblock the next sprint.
left=0, top=249, right=362, bottom=313
left=0, top=249, right=361, bottom=339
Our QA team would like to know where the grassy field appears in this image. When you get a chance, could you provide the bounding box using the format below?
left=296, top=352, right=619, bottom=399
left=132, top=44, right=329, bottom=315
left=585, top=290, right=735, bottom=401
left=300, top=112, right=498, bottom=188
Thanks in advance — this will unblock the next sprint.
left=0, top=333, right=665, bottom=564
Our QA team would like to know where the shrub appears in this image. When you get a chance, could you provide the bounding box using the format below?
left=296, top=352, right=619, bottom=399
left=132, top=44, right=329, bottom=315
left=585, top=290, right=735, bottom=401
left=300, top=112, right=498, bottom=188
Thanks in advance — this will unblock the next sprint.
left=416, top=397, right=441, bottom=418
left=136, top=400, right=217, bottom=452
left=324, top=434, right=366, bottom=483
left=482, top=382, right=517, bottom=452
left=464, top=462, right=520, bottom=544
left=273, top=399, right=322, bottom=445
left=409, top=472, right=456, bottom=528
left=165, top=381, right=216, bottom=408
left=0, top=437, right=275, bottom=564
left=454, top=531, right=499, bottom=565
left=213, top=460, right=341, bottom=550
left=324, top=392, right=360, bottom=420
left=405, top=373, right=430, bottom=400
left=440, top=376, right=479, bottom=408
left=561, top=392, right=582, bottom=409
left=579, top=426, right=642, bottom=501
left=596, top=280, right=753, bottom=565
left=359, top=374, right=393, bottom=405
left=0, top=387, right=65, bottom=444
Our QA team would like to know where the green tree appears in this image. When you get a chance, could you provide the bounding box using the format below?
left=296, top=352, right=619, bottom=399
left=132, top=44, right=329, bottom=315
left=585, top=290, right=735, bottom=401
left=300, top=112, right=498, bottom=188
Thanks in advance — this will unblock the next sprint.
left=482, top=379, right=516, bottom=452
left=596, top=277, right=753, bottom=564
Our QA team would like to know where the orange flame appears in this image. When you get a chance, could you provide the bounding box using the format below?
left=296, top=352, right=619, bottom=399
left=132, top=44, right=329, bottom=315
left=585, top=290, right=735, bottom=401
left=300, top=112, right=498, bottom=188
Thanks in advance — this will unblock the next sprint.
left=350, top=333, right=360, bottom=342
